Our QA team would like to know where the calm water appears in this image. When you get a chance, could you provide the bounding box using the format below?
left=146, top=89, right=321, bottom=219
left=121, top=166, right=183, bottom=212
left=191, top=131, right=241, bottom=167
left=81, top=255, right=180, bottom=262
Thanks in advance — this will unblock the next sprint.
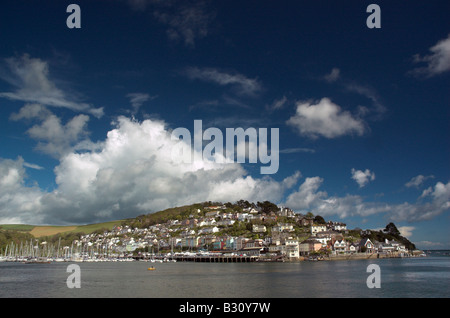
left=0, top=253, right=449, bottom=298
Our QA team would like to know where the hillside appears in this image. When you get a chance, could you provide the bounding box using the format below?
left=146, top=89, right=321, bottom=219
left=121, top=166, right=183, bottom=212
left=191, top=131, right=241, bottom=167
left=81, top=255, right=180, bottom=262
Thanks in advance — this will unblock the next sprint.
left=0, top=202, right=211, bottom=251
left=361, top=223, right=416, bottom=250
left=1, top=201, right=417, bottom=253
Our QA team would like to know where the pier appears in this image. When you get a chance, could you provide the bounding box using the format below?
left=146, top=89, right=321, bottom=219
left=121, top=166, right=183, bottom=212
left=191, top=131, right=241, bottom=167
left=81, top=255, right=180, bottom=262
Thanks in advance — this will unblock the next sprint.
left=134, top=254, right=259, bottom=263
left=171, top=255, right=257, bottom=262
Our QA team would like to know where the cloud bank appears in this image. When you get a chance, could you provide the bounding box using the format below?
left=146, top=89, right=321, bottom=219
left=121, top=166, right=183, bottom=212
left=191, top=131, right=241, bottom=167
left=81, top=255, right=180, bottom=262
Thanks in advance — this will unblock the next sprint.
left=0, top=116, right=296, bottom=224
left=1, top=114, right=449, bottom=225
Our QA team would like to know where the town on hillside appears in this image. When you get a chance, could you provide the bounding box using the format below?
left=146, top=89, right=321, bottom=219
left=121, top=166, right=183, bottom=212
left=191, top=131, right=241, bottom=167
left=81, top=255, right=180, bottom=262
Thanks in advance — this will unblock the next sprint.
left=0, top=201, right=422, bottom=263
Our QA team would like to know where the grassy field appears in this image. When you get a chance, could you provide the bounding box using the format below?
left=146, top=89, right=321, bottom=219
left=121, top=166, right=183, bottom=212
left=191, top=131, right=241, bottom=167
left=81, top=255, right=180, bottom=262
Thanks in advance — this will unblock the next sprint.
left=0, top=220, right=124, bottom=238
left=0, top=224, right=35, bottom=231
left=29, top=226, right=79, bottom=237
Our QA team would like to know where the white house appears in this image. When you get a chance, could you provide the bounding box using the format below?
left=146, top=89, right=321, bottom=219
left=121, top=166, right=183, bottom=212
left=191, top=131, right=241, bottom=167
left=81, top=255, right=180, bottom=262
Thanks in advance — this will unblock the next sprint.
left=348, top=243, right=357, bottom=253
left=284, top=238, right=300, bottom=259
left=216, top=219, right=235, bottom=226
left=311, top=224, right=327, bottom=235
left=273, top=223, right=294, bottom=233
left=328, top=222, right=347, bottom=231
left=333, top=239, right=346, bottom=253
left=198, top=218, right=216, bottom=227
left=315, top=237, right=329, bottom=247
left=246, top=207, right=259, bottom=214
left=278, top=206, right=295, bottom=218
left=198, top=226, right=219, bottom=234
left=252, top=224, right=267, bottom=233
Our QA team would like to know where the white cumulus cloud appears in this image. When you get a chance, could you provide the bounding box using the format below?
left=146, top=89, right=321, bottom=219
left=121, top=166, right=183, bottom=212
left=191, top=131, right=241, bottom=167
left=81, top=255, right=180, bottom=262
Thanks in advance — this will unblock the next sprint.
left=286, top=98, right=366, bottom=139
left=351, top=168, right=376, bottom=188
left=0, top=116, right=297, bottom=224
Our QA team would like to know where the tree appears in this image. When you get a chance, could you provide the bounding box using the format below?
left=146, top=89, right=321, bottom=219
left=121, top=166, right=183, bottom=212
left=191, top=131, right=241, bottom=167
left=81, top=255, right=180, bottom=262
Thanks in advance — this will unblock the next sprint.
left=384, top=222, right=400, bottom=236
left=314, top=215, right=326, bottom=224
left=236, top=200, right=252, bottom=209
left=257, top=201, right=278, bottom=214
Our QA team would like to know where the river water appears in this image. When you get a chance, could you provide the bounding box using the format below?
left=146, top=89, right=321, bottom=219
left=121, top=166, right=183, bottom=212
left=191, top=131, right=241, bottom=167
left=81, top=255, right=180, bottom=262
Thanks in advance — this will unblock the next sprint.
left=0, top=253, right=449, bottom=298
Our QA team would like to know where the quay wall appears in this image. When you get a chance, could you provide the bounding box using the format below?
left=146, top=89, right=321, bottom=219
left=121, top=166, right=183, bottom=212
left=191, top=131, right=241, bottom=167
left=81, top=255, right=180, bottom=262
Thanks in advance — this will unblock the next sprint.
left=327, top=252, right=416, bottom=261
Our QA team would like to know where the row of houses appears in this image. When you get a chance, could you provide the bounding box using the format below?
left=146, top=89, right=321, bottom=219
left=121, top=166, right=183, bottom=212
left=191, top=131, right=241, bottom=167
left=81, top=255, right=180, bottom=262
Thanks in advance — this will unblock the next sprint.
left=74, top=205, right=408, bottom=260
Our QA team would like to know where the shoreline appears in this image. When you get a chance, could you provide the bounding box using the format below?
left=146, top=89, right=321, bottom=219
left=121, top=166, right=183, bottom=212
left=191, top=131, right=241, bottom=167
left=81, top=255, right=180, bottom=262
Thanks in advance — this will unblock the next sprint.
left=289, top=250, right=426, bottom=262
left=1, top=250, right=427, bottom=264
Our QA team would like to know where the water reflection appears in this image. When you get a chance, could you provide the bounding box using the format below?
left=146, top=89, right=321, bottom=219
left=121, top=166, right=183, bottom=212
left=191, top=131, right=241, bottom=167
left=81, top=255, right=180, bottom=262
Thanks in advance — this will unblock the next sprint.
left=0, top=257, right=449, bottom=298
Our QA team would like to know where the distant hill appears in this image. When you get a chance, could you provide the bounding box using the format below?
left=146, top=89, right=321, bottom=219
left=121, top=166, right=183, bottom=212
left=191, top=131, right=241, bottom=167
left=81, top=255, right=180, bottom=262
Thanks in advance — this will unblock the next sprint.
left=0, top=220, right=126, bottom=252
left=0, top=220, right=124, bottom=238
left=0, top=202, right=208, bottom=251
left=0, top=202, right=211, bottom=240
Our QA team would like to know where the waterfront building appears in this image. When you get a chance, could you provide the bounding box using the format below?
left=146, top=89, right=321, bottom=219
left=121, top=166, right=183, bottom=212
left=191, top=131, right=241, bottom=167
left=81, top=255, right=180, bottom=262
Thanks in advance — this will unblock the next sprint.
left=299, top=238, right=322, bottom=255
left=284, top=238, right=300, bottom=259
left=358, top=238, right=375, bottom=253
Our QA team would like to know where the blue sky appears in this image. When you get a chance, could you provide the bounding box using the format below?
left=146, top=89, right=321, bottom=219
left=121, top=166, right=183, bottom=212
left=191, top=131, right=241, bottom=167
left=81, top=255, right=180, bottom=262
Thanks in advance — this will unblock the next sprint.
left=0, top=0, right=449, bottom=249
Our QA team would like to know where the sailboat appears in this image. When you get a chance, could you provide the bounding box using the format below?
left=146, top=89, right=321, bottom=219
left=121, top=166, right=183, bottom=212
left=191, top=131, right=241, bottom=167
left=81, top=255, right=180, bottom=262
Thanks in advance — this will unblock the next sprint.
left=54, top=237, right=65, bottom=262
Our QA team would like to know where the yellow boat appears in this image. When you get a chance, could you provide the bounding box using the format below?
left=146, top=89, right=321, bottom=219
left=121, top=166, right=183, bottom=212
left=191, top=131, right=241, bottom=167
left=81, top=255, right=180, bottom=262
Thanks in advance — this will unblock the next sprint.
left=147, top=267, right=156, bottom=271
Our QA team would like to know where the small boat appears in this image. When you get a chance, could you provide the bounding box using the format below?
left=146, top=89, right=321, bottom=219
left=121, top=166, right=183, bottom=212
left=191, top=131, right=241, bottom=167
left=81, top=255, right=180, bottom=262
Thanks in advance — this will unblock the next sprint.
left=147, top=267, right=156, bottom=271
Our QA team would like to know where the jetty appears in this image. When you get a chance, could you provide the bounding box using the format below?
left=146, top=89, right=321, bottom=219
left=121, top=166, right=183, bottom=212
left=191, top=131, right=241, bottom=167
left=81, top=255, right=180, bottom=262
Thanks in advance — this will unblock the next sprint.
left=134, top=253, right=260, bottom=263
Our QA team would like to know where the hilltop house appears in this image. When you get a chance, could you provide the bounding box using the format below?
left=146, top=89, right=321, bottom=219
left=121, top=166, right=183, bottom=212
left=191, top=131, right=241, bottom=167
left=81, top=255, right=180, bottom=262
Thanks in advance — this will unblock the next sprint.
left=278, top=206, right=295, bottom=218
left=198, top=218, right=216, bottom=227
left=217, top=219, right=235, bottom=226
left=198, top=226, right=219, bottom=234
left=298, top=215, right=314, bottom=227
left=327, top=221, right=347, bottom=232
left=272, top=223, right=294, bottom=233
left=243, top=207, right=259, bottom=214
left=252, top=224, right=267, bottom=233
left=206, top=205, right=226, bottom=210
left=205, top=210, right=220, bottom=218
left=311, top=224, right=327, bottom=235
